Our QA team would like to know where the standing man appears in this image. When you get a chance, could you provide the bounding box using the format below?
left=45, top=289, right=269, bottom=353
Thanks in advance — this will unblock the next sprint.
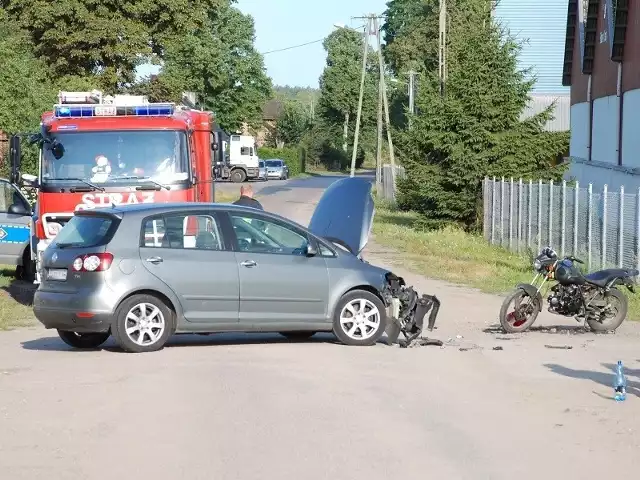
left=233, top=184, right=263, bottom=210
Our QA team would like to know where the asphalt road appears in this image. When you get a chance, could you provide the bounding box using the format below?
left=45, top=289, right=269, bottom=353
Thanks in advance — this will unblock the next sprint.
left=1, top=172, right=639, bottom=479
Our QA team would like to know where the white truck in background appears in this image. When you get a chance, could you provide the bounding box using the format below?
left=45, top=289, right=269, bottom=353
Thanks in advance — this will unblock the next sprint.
left=214, top=134, right=260, bottom=183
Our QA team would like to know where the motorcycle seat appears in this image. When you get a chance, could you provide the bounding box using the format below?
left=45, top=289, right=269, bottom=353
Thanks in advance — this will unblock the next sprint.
left=583, top=268, right=639, bottom=288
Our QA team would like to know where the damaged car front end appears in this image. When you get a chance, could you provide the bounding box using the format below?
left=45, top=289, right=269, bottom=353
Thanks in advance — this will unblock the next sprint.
left=309, top=176, right=441, bottom=347
left=381, top=272, right=441, bottom=347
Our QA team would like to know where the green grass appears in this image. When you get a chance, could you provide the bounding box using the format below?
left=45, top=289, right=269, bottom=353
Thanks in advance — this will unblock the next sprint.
left=0, top=267, right=36, bottom=330
left=372, top=204, right=640, bottom=321
left=215, top=191, right=236, bottom=203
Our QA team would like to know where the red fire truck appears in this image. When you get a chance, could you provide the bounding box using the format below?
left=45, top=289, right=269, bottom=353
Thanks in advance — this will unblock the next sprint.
left=8, top=90, right=221, bottom=283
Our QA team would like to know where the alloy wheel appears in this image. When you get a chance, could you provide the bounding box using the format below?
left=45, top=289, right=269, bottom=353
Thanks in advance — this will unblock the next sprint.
left=339, top=298, right=381, bottom=340
left=125, top=302, right=166, bottom=347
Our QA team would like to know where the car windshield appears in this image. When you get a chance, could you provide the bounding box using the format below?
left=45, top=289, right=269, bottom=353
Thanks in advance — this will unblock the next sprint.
left=42, top=130, right=189, bottom=185
left=259, top=161, right=265, bottom=167
left=265, top=160, right=282, bottom=167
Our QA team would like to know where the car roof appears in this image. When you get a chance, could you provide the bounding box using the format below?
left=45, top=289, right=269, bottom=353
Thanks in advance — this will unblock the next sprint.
left=78, top=202, right=308, bottom=230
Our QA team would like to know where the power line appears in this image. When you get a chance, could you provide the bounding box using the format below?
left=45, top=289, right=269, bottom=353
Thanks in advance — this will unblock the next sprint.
left=260, top=38, right=326, bottom=55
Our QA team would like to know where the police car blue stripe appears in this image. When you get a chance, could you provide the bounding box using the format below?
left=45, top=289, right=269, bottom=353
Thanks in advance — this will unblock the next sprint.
left=0, top=224, right=30, bottom=244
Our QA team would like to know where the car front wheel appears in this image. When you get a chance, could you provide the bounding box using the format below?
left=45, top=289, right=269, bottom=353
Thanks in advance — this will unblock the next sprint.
left=332, top=290, right=386, bottom=346
left=111, top=294, right=175, bottom=353
left=57, top=330, right=111, bottom=349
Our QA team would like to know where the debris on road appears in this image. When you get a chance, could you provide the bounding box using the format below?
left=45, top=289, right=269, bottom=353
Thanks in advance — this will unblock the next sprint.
left=459, top=344, right=482, bottom=352
left=398, top=337, right=444, bottom=348
left=492, top=346, right=504, bottom=351
left=544, top=344, right=573, bottom=350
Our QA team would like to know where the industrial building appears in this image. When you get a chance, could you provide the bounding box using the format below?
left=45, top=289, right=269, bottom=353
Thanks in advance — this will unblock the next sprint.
left=563, top=0, right=635, bottom=190
left=493, top=0, right=570, bottom=132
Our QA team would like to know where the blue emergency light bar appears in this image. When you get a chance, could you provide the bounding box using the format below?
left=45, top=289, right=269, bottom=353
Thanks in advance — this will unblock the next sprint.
left=54, top=103, right=175, bottom=118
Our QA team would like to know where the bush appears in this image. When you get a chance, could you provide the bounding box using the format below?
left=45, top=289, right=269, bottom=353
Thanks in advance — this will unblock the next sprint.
left=257, top=146, right=305, bottom=177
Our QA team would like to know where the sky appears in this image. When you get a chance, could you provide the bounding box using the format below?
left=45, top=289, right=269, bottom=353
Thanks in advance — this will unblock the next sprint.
left=236, top=0, right=389, bottom=88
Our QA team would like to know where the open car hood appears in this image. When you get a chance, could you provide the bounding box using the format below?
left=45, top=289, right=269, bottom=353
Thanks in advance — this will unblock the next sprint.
left=308, top=177, right=374, bottom=255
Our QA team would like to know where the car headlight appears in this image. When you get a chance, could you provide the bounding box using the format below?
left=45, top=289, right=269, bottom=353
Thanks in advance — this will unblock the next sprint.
left=533, top=259, right=542, bottom=271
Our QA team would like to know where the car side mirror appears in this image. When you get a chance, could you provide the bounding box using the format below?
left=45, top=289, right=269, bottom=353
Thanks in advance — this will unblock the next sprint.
left=305, top=242, right=318, bottom=257
left=8, top=203, right=30, bottom=216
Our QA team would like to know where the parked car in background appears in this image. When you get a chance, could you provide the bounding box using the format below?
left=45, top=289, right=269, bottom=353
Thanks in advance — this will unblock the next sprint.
left=265, top=159, right=289, bottom=180
left=0, top=178, right=36, bottom=281
left=32, top=177, right=440, bottom=353
left=257, top=160, right=268, bottom=181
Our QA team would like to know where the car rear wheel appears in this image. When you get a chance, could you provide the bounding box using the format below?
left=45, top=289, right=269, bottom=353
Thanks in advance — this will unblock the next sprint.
left=279, top=331, right=316, bottom=340
left=57, top=330, right=110, bottom=349
left=333, top=290, right=386, bottom=346
left=111, top=294, right=175, bottom=353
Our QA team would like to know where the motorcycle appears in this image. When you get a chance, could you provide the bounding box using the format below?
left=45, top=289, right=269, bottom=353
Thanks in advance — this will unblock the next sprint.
left=499, top=246, right=639, bottom=333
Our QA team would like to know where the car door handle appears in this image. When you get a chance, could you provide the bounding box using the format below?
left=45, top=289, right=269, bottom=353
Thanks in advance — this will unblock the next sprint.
left=146, top=256, right=163, bottom=264
left=240, top=260, right=257, bottom=268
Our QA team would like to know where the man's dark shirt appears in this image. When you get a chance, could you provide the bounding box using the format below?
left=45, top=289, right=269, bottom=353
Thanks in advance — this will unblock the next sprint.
left=233, top=194, right=264, bottom=210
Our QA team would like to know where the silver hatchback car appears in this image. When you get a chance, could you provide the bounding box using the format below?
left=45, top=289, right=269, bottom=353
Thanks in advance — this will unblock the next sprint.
left=33, top=178, right=440, bottom=353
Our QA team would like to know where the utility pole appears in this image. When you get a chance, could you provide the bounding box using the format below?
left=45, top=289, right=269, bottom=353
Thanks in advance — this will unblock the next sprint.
left=438, top=0, right=447, bottom=97
left=406, top=69, right=418, bottom=128
left=375, top=50, right=383, bottom=193
left=349, top=13, right=396, bottom=191
left=374, top=15, right=396, bottom=192
left=349, top=20, right=370, bottom=177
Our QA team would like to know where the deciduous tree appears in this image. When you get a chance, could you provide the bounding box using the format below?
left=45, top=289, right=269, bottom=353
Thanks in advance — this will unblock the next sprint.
left=152, top=1, right=272, bottom=132
left=317, top=28, right=378, bottom=153
left=267, top=101, right=312, bottom=148
left=3, top=0, right=226, bottom=91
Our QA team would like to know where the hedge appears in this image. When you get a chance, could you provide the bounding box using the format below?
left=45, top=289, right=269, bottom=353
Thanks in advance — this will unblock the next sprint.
left=257, top=146, right=305, bottom=177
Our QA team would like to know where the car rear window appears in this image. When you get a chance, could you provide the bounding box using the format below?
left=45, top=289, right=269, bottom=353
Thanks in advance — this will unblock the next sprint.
left=52, top=215, right=118, bottom=248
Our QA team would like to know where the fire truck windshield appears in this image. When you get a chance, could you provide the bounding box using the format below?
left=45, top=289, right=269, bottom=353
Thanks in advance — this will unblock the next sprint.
left=41, top=130, right=189, bottom=186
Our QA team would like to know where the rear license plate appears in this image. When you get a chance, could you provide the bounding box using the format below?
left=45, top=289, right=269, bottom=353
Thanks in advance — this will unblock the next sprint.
left=47, top=268, right=68, bottom=281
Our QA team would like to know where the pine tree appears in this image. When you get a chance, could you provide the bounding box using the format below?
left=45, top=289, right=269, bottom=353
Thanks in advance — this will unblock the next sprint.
left=390, top=0, right=569, bottom=229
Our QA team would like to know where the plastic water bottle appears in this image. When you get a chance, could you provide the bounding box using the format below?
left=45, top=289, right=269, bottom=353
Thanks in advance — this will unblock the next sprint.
left=614, top=360, right=627, bottom=402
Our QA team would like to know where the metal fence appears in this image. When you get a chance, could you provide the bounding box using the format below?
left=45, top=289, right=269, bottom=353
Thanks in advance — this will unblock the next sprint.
left=482, top=176, right=640, bottom=271
left=379, top=164, right=405, bottom=201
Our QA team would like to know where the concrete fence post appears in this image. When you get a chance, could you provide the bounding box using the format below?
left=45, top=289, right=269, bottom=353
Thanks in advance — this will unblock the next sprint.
left=561, top=180, right=566, bottom=256
left=619, top=185, right=624, bottom=268
left=509, top=177, right=514, bottom=249
left=573, top=181, right=579, bottom=256
left=602, top=184, right=608, bottom=269
left=500, top=177, right=505, bottom=246
left=637, top=187, right=640, bottom=272
left=537, top=179, right=543, bottom=252
left=491, top=177, right=496, bottom=244
left=527, top=179, right=533, bottom=248
left=517, top=178, right=523, bottom=252
left=548, top=179, right=554, bottom=249
left=588, top=183, right=593, bottom=270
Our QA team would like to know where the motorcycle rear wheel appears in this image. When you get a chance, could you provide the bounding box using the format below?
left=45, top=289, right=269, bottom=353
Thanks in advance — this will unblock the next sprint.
left=499, top=288, right=541, bottom=334
left=586, top=288, right=628, bottom=332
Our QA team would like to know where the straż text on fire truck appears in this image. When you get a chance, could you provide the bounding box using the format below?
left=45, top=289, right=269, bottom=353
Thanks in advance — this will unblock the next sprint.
left=75, top=192, right=155, bottom=211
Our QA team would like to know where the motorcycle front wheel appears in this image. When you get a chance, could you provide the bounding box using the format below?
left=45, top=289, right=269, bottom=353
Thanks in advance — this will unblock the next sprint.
left=499, top=288, right=541, bottom=333
left=586, top=288, right=628, bottom=332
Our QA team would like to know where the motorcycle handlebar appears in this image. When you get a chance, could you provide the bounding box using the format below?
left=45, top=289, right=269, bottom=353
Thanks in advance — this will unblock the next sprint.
left=564, top=255, right=584, bottom=264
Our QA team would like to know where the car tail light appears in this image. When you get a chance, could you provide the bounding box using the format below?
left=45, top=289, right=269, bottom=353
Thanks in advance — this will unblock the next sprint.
left=72, top=253, right=114, bottom=272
